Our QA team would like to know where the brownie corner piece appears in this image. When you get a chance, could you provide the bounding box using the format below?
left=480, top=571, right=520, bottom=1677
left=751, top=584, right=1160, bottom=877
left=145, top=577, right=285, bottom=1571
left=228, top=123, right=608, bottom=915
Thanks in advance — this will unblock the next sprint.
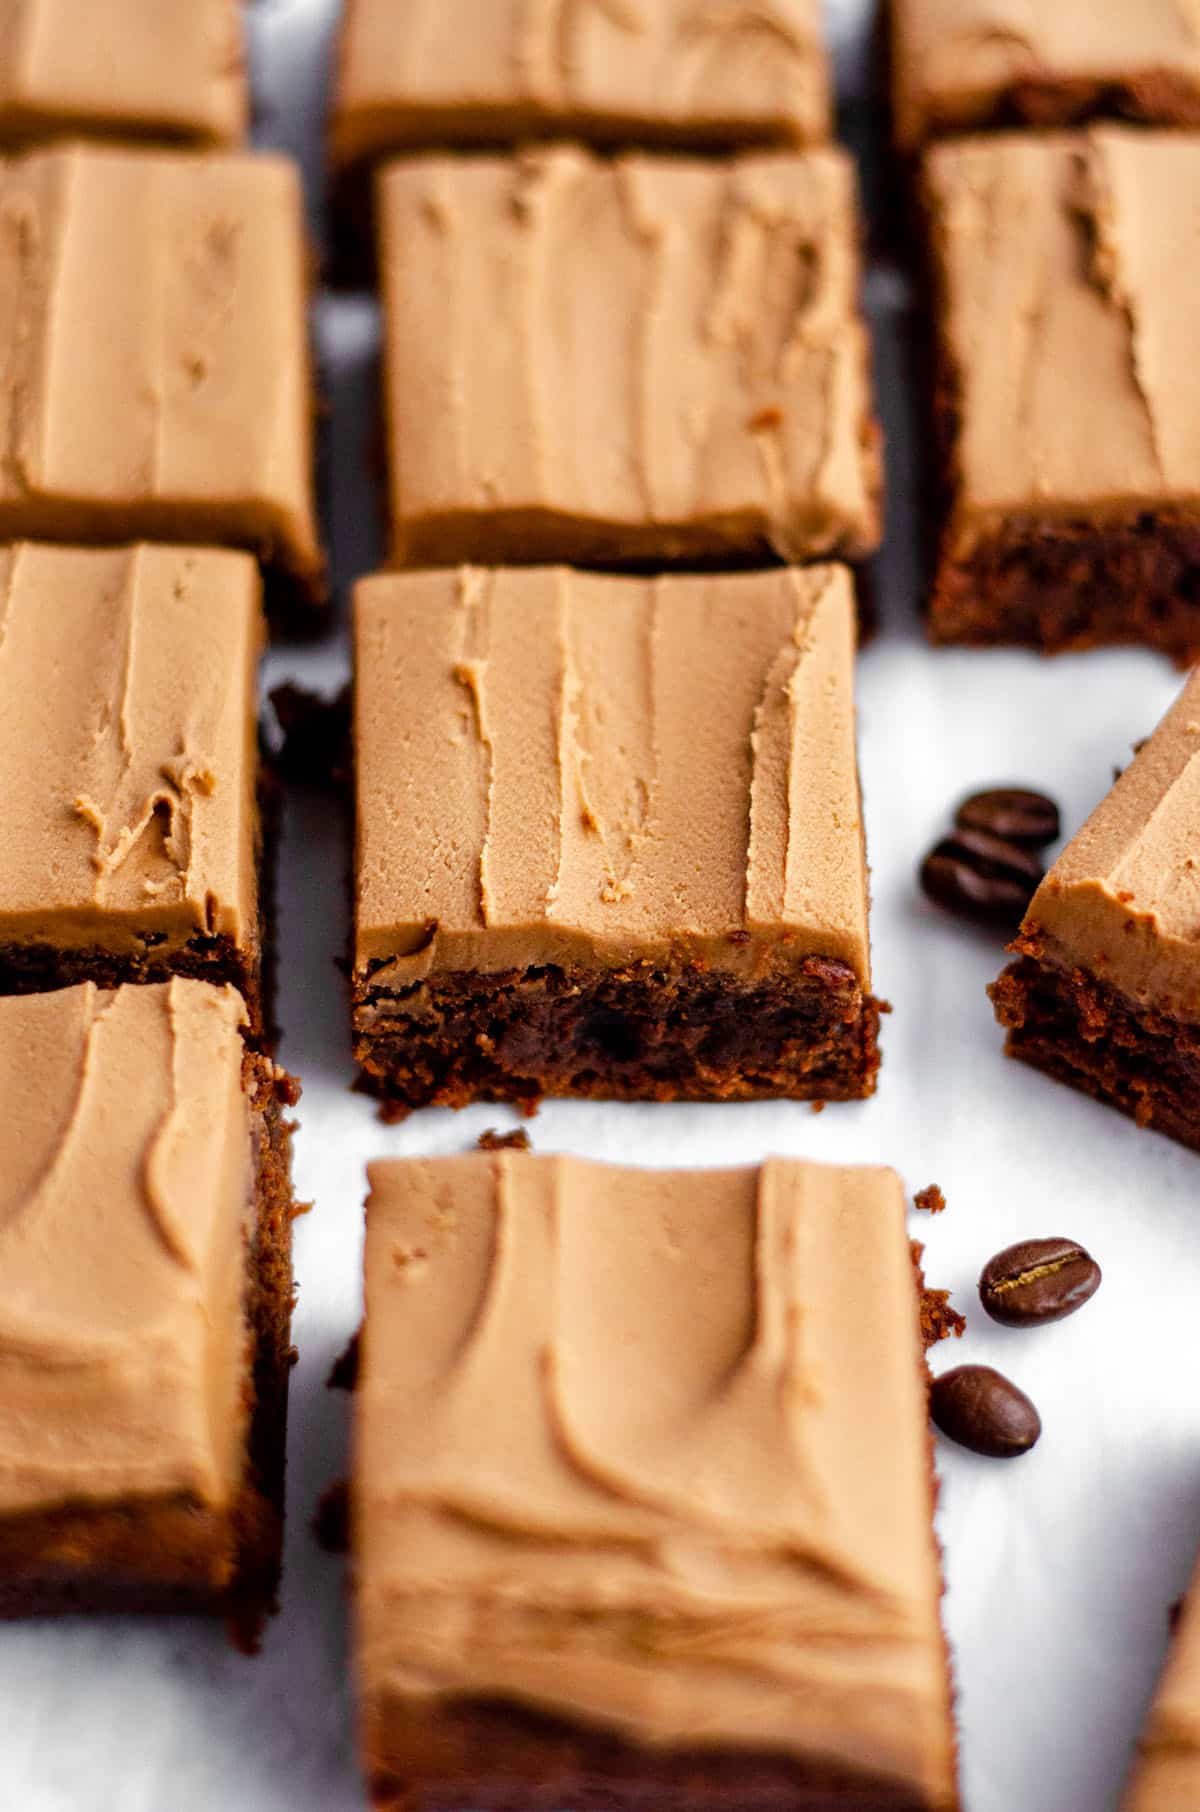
left=0, top=978, right=297, bottom=1645
left=0, top=541, right=275, bottom=1037
left=891, top=0, right=1200, bottom=153
left=922, top=126, right=1200, bottom=661
left=352, top=564, right=881, bottom=1112
left=376, top=144, right=880, bottom=571
left=990, top=665, right=1200, bottom=1151
left=352, top=1152, right=958, bottom=1812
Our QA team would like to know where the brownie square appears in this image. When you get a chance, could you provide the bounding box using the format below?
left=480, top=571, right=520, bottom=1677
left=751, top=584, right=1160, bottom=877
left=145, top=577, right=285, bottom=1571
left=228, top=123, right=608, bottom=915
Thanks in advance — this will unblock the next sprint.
left=0, top=542, right=275, bottom=1035
left=351, top=1152, right=958, bottom=1812
left=332, top=0, right=831, bottom=171
left=0, top=0, right=247, bottom=151
left=991, top=668, right=1200, bottom=1150
left=0, top=979, right=298, bottom=1649
left=891, top=0, right=1200, bottom=152
left=924, top=128, right=1200, bottom=662
left=0, top=144, right=324, bottom=615
left=376, top=146, right=881, bottom=571
left=1121, top=1548, right=1200, bottom=1810
left=352, top=564, right=881, bottom=1113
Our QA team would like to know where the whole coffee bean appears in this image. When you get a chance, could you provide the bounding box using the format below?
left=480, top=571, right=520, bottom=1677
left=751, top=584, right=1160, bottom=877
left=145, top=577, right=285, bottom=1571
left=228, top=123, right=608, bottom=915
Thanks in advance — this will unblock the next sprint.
left=919, top=826, right=1044, bottom=928
left=979, top=1236, right=1101, bottom=1327
left=955, top=787, right=1061, bottom=849
left=930, top=1365, right=1041, bottom=1459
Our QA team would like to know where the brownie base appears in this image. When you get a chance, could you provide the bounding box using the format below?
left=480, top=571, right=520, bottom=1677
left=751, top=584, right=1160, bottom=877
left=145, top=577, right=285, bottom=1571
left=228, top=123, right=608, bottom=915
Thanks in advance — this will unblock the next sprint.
left=353, top=956, right=883, bottom=1115
left=0, top=1055, right=299, bottom=1651
left=364, top=1698, right=949, bottom=1812
left=928, top=512, right=1200, bottom=665
left=991, top=940, right=1200, bottom=1152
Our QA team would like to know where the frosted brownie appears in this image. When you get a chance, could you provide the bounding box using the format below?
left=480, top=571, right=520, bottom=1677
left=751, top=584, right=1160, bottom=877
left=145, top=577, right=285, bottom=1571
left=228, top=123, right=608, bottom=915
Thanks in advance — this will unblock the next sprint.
left=351, top=1152, right=959, bottom=1812
left=332, top=0, right=830, bottom=169
left=0, top=543, right=271, bottom=1035
left=0, top=0, right=247, bottom=151
left=1121, top=1546, right=1200, bottom=1811
left=0, top=144, right=324, bottom=614
left=991, top=669, right=1200, bottom=1150
left=924, top=129, right=1200, bottom=661
left=0, top=980, right=298, bottom=1649
left=892, top=0, right=1200, bottom=152
left=353, top=564, right=880, bottom=1113
left=377, top=146, right=881, bottom=570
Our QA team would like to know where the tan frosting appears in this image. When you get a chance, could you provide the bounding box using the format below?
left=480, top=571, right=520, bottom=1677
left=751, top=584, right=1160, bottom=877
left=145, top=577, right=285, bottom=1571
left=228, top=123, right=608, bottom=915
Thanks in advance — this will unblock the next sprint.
left=0, top=542, right=262, bottom=957
left=353, top=1153, right=956, bottom=1804
left=926, top=128, right=1200, bottom=560
left=1122, top=1549, right=1200, bottom=1812
left=377, top=146, right=880, bottom=568
left=353, top=564, right=869, bottom=992
left=1021, top=668, right=1200, bottom=1022
left=0, top=143, right=323, bottom=597
left=894, top=0, right=1200, bottom=149
left=332, top=0, right=830, bottom=165
left=0, top=0, right=247, bottom=150
left=0, top=980, right=254, bottom=1519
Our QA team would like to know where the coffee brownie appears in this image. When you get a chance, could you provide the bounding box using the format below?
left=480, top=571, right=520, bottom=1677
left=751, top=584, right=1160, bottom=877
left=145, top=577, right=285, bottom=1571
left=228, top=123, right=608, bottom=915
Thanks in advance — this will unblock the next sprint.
left=376, top=146, right=881, bottom=570
left=351, top=1151, right=959, bottom=1812
left=0, top=143, right=325, bottom=616
left=0, top=0, right=247, bottom=151
left=923, top=128, right=1200, bottom=662
left=0, top=979, right=298, bottom=1651
left=892, top=0, right=1200, bottom=152
left=1121, top=1547, right=1200, bottom=1811
left=0, top=543, right=274, bottom=1037
left=332, top=0, right=830, bottom=168
left=353, top=564, right=881, bottom=1113
left=991, top=668, right=1200, bottom=1151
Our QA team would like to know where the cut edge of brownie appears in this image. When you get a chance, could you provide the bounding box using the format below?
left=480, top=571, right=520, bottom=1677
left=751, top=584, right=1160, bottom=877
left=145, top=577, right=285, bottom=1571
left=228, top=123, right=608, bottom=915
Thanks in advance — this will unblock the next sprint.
left=0, top=1049, right=300, bottom=1652
left=990, top=934, right=1200, bottom=1153
left=897, top=69, right=1200, bottom=157
left=352, top=956, right=883, bottom=1117
left=351, top=1228, right=960, bottom=1812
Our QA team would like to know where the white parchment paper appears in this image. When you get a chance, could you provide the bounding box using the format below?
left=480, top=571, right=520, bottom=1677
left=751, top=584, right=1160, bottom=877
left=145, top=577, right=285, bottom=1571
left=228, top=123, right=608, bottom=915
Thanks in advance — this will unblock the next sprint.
left=3, top=5, right=1200, bottom=1809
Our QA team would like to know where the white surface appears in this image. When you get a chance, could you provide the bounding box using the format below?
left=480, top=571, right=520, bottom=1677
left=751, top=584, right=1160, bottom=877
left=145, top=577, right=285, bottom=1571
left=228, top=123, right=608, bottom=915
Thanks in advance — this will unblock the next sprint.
left=3, top=4, right=1200, bottom=1810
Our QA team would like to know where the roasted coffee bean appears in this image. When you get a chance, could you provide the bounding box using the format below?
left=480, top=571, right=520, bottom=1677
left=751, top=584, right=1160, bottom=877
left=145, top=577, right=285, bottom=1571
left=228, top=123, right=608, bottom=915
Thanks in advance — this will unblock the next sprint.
left=919, top=826, right=1044, bottom=928
left=955, top=787, right=1061, bottom=849
left=979, top=1236, right=1101, bottom=1327
left=930, top=1365, right=1041, bottom=1459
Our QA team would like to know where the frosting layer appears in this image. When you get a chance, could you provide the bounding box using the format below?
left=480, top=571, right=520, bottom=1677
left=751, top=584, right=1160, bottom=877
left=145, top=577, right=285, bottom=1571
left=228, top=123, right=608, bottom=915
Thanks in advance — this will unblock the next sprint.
left=1022, top=668, right=1200, bottom=1021
left=354, top=564, right=869, bottom=986
left=378, top=146, right=880, bottom=568
left=333, top=0, right=830, bottom=164
left=354, top=1153, right=955, bottom=1805
left=893, top=0, right=1200, bottom=149
left=0, top=143, right=322, bottom=596
left=0, top=542, right=262, bottom=957
left=0, top=0, right=247, bottom=150
left=925, top=129, right=1200, bottom=558
left=0, top=981, right=254, bottom=1523
left=1123, top=1548, right=1200, bottom=1811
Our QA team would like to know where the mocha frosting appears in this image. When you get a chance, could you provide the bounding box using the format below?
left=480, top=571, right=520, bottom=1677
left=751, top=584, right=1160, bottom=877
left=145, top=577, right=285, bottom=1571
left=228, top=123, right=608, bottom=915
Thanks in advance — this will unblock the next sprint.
left=353, top=1153, right=956, bottom=1805
left=0, top=0, right=247, bottom=150
left=0, top=981, right=254, bottom=1522
left=354, top=564, right=869, bottom=990
left=893, top=0, right=1200, bottom=149
left=377, top=145, right=880, bottom=568
left=1123, top=1550, right=1200, bottom=1812
left=0, top=543, right=262, bottom=957
left=0, top=143, right=323, bottom=598
left=1020, top=670, right=1200, bottom=1022
left=925, top=128, right=1200, bottom=560
left=332, top=0, right=830, bottom=164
